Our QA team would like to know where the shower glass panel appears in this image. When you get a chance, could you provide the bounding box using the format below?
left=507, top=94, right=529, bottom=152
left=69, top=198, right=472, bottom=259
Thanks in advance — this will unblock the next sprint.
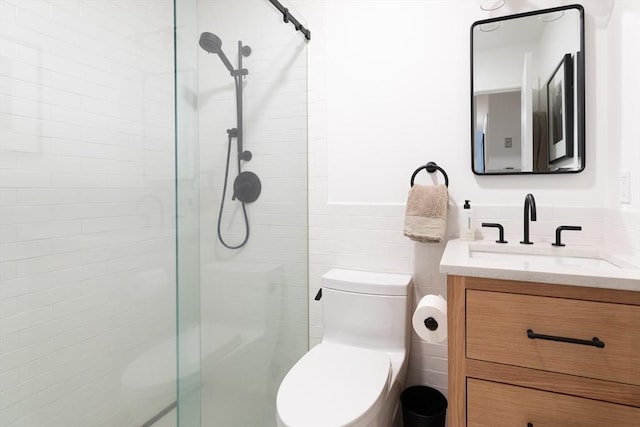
left=0, top=1, right=178, bottom=426
left=175, top=0, right=202, bottom=427
left=176, top=0, right=309, bottom=425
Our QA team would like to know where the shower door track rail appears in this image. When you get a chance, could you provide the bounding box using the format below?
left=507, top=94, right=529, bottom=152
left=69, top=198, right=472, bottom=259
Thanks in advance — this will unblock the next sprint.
left=267, top=0, right=311, bottom=40
left=140, top=401, right=177, bottom=427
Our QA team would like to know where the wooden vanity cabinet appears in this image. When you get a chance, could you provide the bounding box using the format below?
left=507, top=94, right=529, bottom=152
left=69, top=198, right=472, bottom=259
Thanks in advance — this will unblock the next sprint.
left=447, top=275, right=640, bottom=427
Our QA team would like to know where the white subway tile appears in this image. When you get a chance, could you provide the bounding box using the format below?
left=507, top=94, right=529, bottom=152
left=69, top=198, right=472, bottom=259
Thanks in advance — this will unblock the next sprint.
left=0, top=239, right=52, bottom=262
left=0, top=372, right=54, bottom=411
left=0, top=368, right=19, bottom=391
left=1, top=305, right=53, bottom=335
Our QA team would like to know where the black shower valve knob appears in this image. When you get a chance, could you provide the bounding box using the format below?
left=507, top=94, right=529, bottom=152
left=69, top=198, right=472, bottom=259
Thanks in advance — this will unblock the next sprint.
left=233, top=171, right=262, bottom=204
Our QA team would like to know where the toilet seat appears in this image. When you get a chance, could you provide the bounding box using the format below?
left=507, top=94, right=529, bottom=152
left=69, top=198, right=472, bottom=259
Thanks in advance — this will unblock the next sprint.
left=276, top=343, right=391, bottom=427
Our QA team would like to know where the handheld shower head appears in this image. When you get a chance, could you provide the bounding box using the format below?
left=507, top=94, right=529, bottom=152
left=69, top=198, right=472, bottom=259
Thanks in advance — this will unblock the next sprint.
left=199, top=32, right=235, bottom=74
left=199, top=32, right=222, bottom=54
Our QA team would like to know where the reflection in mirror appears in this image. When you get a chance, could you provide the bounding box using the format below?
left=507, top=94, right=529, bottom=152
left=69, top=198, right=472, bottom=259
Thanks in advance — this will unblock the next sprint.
left=471, top=5, right=585, bottom=175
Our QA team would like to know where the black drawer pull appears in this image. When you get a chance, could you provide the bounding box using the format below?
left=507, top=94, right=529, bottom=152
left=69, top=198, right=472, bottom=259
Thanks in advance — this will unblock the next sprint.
left=527, top=424, right=534, bottom=427
left=527, top=329, right=605, bottom=348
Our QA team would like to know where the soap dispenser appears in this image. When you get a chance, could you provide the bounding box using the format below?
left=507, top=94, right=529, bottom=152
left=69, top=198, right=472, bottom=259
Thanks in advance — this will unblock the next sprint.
left=460, top=200, right=475, bottom=241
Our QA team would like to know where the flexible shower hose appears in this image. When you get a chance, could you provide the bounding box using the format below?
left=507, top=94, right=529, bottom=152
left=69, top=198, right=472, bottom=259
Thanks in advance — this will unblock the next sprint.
left=217, top=130, right=250, bottom=249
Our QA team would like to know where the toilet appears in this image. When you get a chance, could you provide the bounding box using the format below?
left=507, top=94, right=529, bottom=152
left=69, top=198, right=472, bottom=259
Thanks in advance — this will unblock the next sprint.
left=276, top=269, right=412, bottom=427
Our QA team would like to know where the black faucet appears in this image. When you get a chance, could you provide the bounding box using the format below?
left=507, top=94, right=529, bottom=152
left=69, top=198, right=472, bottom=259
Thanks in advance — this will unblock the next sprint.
left=552, top=225, right=582, bottom=247
left=520, top=193, right=537, bottom=245
left=482, top=223, right=508, bottom=243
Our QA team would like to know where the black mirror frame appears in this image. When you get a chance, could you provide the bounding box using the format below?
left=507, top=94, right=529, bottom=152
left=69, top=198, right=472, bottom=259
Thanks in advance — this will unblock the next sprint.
left=470, top=4, right=585, bottom=175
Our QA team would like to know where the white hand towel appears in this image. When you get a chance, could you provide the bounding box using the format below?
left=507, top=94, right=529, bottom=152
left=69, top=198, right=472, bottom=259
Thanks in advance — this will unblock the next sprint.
left=403, top=184, right=448, bottom=243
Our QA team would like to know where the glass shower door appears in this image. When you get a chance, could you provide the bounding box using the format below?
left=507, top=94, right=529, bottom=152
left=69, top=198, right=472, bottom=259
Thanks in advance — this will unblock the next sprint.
left=1, top=1, right=178, bottom=426
left=175, top=0, right=308, bottom=426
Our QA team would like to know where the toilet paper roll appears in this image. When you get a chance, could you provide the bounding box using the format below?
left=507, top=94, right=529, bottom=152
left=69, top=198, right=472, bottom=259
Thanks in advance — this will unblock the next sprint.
left=412, top=294, right=447, bottom=343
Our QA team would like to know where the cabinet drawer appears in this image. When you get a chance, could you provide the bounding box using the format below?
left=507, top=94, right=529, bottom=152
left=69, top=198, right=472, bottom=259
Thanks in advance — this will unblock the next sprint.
left=466, top=290, right=640, bottom=385
left=467, top=378, right=640, bottom=427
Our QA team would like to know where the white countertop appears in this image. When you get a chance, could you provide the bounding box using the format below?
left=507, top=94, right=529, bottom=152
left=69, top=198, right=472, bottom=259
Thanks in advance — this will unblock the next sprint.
left=439, top=239, right=640, bottom=292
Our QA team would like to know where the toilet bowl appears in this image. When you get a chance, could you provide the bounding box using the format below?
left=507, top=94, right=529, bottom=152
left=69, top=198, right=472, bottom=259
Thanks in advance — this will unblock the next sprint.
left=276, top=269, right=412, bottom=427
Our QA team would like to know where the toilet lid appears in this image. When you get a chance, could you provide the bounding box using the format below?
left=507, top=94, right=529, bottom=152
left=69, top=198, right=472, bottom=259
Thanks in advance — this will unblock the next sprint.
left=277, top=343, right=391, bottom=426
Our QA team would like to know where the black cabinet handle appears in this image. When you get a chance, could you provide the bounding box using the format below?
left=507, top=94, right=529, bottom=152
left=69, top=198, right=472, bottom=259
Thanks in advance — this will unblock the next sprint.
left=527, top=424, right=534, bottom=427
left=527, top=329, right=605, bottom=348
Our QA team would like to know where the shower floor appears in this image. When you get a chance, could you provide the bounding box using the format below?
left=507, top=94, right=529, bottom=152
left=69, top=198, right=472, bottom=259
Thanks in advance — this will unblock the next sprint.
left=149, top=385, right=276, bottom=427
left=201, top=382, right=277, bottom=427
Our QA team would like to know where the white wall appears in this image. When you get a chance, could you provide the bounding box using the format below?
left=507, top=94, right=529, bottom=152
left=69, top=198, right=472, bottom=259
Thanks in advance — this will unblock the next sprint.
left=0, top=1, right=176, bottom=425
left=293, top=0, right=640, bottom=399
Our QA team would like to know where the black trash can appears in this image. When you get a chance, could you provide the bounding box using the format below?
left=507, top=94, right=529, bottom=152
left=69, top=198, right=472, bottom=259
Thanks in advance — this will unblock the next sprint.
left=400, top=385, right=447, bottom=427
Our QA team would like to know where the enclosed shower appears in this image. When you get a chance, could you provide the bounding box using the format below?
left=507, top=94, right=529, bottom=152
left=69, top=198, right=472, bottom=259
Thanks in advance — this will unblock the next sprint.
left=0, top=0, right=308, bottom=426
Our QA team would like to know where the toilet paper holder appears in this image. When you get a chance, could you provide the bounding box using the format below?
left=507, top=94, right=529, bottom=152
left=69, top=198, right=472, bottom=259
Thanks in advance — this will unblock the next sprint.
left=424, top=317, right=439, bottom=331
left=413, top=294, right=447, bottom=343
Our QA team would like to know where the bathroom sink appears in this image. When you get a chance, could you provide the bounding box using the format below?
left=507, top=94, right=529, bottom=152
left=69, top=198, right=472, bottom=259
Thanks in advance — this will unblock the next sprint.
left=439, top=240, right=639, bottom=291
left=464, top=240, right=638, bottom=274
left=468, top=249, right=620, bottom=270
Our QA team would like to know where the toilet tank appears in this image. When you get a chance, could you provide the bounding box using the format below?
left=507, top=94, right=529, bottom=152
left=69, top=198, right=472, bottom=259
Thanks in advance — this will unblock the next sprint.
left=321, top=269, right=412, bottom=352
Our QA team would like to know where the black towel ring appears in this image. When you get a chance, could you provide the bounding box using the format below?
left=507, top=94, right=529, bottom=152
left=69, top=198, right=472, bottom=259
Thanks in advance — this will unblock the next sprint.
left=410, top=161, right=449, bottom=187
